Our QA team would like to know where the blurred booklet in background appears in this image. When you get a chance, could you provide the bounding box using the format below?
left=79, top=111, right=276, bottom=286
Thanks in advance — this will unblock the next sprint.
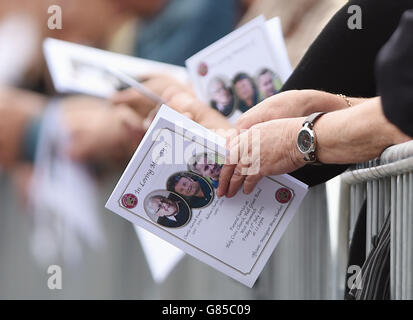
left=43, top=14, right=290, bottom=112
left=106, top=105, right=307, bottom=287
left=43, top=38, right=188, bottom=99
left=186, top=15, right=291, bottom=123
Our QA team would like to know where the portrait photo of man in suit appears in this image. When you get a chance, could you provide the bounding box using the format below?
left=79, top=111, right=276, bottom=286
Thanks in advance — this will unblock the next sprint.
left=256, top=68, right=283, bottom=101
left=144, top=191, right=192, bottom=228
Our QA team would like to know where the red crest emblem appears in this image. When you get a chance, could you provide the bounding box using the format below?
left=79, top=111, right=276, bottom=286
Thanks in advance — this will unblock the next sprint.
left=275, top=188, right=292, bottom=204
left=122, top=193, right=138, bottom=209
left=198, top=62, right=208, bottom=76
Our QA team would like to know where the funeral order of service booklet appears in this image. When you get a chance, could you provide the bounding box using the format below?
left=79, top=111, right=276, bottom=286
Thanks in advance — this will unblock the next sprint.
left=105, top=105, right=308, bottom=287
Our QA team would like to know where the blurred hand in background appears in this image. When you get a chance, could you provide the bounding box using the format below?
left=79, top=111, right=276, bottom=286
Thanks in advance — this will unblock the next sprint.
left=0, top=87, right=46, bottom=168
left=62, top=96, right=145, bottom=165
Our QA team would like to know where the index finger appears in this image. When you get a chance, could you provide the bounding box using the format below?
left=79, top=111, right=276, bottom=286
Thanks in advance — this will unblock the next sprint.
left=235, top=103, right=263, bottom=130
left=217, top=163, right=236, bottom=197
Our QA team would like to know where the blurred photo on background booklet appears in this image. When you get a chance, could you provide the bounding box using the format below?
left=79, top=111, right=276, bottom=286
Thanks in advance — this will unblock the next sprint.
left=186, top=15, right=292, bottom=124
left=105, top=105, right=308, bottom=287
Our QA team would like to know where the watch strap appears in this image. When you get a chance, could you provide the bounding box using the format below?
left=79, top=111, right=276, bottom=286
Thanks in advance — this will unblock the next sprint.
left=303, top=111, right=326, bottom=129
left=301, top=111, right=326, bottom=164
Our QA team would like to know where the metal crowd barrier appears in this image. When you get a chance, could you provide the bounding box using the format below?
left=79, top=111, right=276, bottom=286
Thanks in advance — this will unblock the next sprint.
left=341, top=140, right=413, bottom=300
left=253, top=183, right=333, bottom=300
left=0, top=171, right=334, bottom=299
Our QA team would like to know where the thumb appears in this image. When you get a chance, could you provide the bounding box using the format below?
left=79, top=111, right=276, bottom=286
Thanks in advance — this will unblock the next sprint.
left=182, top=112, right=194, bottom=120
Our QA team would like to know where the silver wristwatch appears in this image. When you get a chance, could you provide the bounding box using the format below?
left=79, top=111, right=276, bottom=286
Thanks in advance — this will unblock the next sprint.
left=297, top=112, right=325, bottom=163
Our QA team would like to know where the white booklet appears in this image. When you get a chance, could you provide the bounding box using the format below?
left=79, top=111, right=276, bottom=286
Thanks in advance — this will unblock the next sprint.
left=186, top=15, right=292, bottom=123
left=43, top=37, right=188, bottom=99
left=105, top=105, right=308, bottom=287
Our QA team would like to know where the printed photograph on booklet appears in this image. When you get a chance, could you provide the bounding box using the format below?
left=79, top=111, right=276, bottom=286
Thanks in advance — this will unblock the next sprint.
left=186, top=16, right=291, bottom=123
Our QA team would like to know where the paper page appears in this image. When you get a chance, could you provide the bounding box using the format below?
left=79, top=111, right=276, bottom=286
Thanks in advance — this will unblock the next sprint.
left=134, top=226, right=185, bottom=284
left=185, top=15, right=292, bottom=124
left=106, top=105, right=307, bottom=287
left=29, top=104, right=104, bottom=266
left=43, top=38, right=188, bottom=98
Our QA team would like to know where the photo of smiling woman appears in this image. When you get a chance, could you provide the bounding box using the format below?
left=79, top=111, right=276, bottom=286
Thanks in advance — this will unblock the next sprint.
left=144, top=190, right=192, bottom=229
left=232, top=72, right=259, bottom=113
left=166, top=172, right=214, bottom=209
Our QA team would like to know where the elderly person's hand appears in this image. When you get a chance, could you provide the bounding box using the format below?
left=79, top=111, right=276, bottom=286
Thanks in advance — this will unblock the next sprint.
left=235, top=89, right=364, bottom=130
left=217, top=117, right=306, bottom=197
left=218, top=97, right=413, bottom=198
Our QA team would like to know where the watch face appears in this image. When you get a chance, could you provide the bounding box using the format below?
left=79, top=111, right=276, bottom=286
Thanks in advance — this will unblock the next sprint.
left=298, top=130, right=313, bottom=153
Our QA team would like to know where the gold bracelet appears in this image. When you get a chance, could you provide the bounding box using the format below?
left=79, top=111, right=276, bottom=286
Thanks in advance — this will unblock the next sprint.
left=337, top=94, right=353, bottom=108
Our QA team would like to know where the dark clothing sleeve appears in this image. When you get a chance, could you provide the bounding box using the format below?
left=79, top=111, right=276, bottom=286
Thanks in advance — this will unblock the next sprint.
left=281, top=0, right=413, bottom=187
left=376, top=10, right=413, bottom=138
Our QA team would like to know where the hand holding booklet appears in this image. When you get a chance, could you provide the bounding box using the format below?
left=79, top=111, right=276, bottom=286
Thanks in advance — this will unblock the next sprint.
left=105, top=105, right=308, bottom=287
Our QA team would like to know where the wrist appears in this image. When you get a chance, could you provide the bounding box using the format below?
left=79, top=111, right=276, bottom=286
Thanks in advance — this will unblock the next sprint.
left=314, top=97, right=400, bottom=164
left=301, top=90, right=360, bottom=116
left=297, top=90, right=319, bottom=116
left=312, top=111, right=339, bottom=164
left=298, top=90, right=340, bottom=116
